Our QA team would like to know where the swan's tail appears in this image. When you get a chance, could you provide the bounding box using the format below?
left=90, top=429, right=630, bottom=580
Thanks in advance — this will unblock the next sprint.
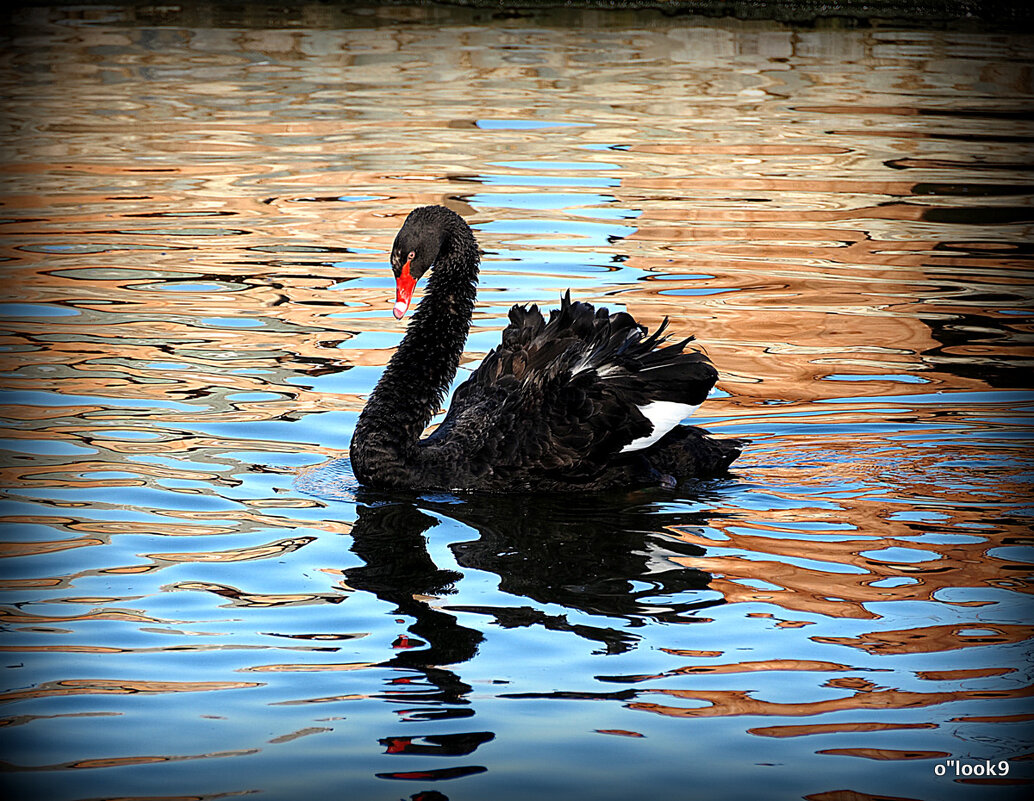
left=646, top=425, right=744, bottom=481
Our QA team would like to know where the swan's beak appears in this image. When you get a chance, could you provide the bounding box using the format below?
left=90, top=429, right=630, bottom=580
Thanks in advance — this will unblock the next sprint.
left=394, top=260, right=416, bottom=319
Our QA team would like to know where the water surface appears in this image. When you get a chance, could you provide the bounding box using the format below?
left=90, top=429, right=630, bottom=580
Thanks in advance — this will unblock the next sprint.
left=1, top=6, right=1032, bottom=801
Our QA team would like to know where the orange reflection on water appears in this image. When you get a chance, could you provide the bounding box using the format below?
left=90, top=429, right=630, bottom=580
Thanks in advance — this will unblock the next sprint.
left=18, top=748, right=261, bottom=772
left=168, top=580, right=349, bottom=608
left=813, top=624, right=1034, bottom=655
left=145, top=535, right=316, bottom=563
left=749, top=721, right=937, bottom=739
left=817, top=747, right=950, bottom=761
left=242, top=662, right=376, bottom=673
left=0, top=678, right=262, bottom=703
left=628, top=683, right=1034, bottom=720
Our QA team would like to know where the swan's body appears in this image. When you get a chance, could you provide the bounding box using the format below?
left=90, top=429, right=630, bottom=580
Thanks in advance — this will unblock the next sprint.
left=350, top=205, right=741, bottom=492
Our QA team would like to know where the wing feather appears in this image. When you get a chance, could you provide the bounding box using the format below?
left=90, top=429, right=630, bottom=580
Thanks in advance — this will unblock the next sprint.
left=422, top=293, right=718, bottom=487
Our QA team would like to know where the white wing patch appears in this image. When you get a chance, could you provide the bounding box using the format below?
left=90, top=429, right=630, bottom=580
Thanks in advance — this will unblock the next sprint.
left=570, top=359, right=623, bottom=379
left=619, top=400, right=700, bottom=453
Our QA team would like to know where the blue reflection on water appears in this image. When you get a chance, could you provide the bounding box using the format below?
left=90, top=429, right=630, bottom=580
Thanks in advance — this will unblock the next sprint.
left=0, top=303, right=79, bottom=317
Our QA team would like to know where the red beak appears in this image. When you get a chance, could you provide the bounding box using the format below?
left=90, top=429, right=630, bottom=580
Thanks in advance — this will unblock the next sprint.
left=393, top=260, right=416, bottom=319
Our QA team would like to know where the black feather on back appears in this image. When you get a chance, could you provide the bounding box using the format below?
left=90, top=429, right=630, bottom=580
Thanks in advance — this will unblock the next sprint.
left=418, top=292, right=727, bottom=491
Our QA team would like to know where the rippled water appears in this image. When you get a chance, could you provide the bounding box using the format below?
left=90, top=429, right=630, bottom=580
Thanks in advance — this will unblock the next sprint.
left=1, top=5, right=1033, bottom=800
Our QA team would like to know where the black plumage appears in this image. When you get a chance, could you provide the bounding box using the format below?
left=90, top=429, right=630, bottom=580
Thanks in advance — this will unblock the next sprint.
left=349, top=205, right=742, bottom=492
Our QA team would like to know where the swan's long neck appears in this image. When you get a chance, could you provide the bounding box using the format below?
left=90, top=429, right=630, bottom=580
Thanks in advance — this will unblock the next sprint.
left=351, top=225, right=479, bottom=484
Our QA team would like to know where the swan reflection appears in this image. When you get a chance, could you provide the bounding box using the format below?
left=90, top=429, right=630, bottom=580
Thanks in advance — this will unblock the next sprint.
left=343, top=490, right=719, bottom=790
left=348, top=489, right=720, bottom=666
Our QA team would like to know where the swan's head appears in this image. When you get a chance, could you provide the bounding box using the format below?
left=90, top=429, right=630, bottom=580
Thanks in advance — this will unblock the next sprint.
left=389, top=206, right=449, bottom=319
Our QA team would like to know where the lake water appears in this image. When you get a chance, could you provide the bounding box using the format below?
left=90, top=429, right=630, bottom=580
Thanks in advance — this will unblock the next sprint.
left=1, top=4, right=1032, bottom=800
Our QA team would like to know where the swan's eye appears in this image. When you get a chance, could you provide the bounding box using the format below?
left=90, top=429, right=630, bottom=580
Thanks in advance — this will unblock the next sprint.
left=407, top=250, right=416, bottom=261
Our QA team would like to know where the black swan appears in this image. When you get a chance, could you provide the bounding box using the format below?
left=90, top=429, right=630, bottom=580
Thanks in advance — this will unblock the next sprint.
left=349, top=205, right=741, bottom=492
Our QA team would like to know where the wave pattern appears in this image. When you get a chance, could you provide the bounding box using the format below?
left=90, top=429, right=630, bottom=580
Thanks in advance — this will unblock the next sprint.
left=1, top=7, right=1032, bottom=801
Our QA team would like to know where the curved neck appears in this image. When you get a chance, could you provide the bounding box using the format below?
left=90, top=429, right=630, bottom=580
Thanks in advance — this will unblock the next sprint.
left=351, top=222, right=479, bottom=478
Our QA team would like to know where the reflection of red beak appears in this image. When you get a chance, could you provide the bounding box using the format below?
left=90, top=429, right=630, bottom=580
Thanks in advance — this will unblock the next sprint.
left=393, top=259, right=416, bottom=319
